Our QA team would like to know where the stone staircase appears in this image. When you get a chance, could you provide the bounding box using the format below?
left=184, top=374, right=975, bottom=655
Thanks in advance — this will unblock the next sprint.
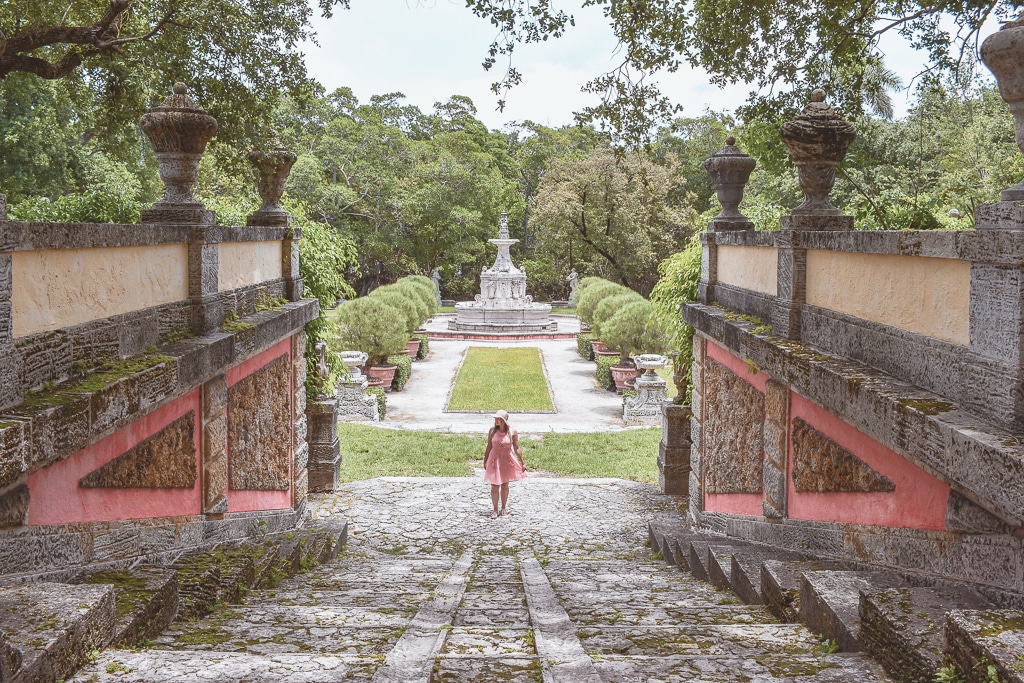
left=649, top=521, right=1024, bottom=683
left=0, top=519, right=346, bottom=683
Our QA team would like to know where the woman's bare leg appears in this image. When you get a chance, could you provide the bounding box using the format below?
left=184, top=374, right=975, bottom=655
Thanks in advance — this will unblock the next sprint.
left=491, top=485, right=500, bottom=516
left=500, top=483, right=509, bottom=512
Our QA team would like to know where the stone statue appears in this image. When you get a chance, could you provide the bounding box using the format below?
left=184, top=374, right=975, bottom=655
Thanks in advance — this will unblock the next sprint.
left=430, top=268, right=442, bottom=305
left=567, top=269, right=579, bottom=297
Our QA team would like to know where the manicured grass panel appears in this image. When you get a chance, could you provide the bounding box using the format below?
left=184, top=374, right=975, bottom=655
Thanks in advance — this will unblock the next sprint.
left=337, top=424, right=661, bottom=484
left=447, top=347, right=554, bottom=411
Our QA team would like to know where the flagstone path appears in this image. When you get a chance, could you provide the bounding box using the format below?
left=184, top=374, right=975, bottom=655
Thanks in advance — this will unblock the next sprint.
left=73, top=476, right=892, bottom=682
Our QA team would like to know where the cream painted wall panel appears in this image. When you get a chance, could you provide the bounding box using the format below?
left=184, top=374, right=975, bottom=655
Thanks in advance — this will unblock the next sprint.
left=717, top=245, right=778, bottom=296
left=13, top=244, right=189, bottom=338
left=218, top=241, right=284, bottom=292
left=805, top=250, right=970, bottom=345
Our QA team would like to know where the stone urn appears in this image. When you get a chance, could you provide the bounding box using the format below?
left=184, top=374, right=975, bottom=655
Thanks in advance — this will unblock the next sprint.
left=610, top=363, right=640, bottom=393
left=634, top=354, right=670, bottom=380
left=982, top=16, right=1024, bottom=202
left=140, top=83, right=218, bottom=224
left=340, top=351, right=368, bottom=380
left=247, top=132, right=298, bottom=226
left=704, top=137, right=756, bottom=231
left=779, top=90, right=856, bottom=229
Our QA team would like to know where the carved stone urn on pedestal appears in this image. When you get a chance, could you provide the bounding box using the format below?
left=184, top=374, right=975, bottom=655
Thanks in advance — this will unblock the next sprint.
left=140, top=83, right=218, bottom=225
left=978, top=16, right=1024, bottom=229
left=704, top=136, right=756, bottom=232
left=247, top=133, right=298, bottom=227
left=779, top=89, right=856, bottom=231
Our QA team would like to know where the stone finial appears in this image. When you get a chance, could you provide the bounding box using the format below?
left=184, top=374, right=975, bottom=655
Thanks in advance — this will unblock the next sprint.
left=704, top=135, right=756, bottom=232
left=247, top=131, right=297, bottom=227
left=140, top=83, right=218, bottom=224
left=498, top=211, right=510, bottom=240
left=779, top=89, right=856, bottom=230
left=981, top=16, right=1024, bottom=207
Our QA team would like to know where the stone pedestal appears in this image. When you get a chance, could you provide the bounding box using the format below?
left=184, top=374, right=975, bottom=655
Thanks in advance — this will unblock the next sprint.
left=336, top=378, right=379, bottom=422
left=307, top=398, right=341, bottom=493
left=624, top=357, right=670, bottom=425
left=659, top=402, right=692, bottom=496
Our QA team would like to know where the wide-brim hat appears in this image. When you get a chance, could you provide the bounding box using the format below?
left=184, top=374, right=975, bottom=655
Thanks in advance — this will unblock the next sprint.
left=491, top=410, right=510, bottom=422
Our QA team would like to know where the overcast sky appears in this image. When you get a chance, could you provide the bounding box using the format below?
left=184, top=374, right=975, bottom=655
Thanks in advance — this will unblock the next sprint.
left=301, top=1, right=988, bottom=131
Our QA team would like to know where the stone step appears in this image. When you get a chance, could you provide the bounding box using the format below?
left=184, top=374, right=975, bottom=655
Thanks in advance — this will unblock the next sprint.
left=761, top=559, right=851, bottom=624
left=647, top=521, right=704, bottom=572
left=86, top=568, right=179, bottom=647
left=799, top=570, right=905, bottom=652
left=728, top=548, right=806, bottom=606
left=0, top=581, right=116, bottom=682
left=707, top=542, right=755, bottom=592
left=945, top=609, right=1024, bottom=683
left=860, top=586, right=991, bottom=683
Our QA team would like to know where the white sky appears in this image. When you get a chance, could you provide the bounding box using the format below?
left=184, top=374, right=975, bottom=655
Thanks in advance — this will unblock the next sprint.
left=301, top=1, right=997, bottom=131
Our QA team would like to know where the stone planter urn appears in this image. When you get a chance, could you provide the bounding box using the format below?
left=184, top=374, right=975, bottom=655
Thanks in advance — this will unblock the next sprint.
left=983, top=16, right=1024, bottom=201
left=140, top=83, right=218, bottom=225
left=635, top=354, right=671, bottom=381
left=405, top=338, right=421, bottom=358
left=365, top=364, right=397, bottom=391
left=704, top=136, right=756, bottom=232
left=340, top=351, right=368, bottom=380
left=611, top=363, right=640, bottom=393
left=779, top=90, right=856, bottom=230
left=247, top=132, right=298, bottom=227
left=624, top=354, right=670, bottom=425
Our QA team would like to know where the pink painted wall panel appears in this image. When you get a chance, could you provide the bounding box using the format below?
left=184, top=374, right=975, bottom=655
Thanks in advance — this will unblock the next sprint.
left=27, top=389, right=203, bottom=525
left=706, top=341, right=769, bottom=392
left=787, top=392, right=950, bottom=530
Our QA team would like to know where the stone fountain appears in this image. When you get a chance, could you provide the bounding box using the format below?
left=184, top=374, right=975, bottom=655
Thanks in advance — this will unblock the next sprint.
left=448, top=212, right=557, bottom=334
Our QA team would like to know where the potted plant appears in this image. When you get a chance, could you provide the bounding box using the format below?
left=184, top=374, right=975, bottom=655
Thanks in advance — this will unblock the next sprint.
left=329, top=297, right=408, bottom=390
left=601, top=299, right=669, bottom=392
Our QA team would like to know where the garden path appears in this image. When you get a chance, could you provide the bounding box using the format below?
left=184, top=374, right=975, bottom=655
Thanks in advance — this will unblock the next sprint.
left=384, top=316, right=630, bottom=432
left=75, top=477, right=893, bottom=682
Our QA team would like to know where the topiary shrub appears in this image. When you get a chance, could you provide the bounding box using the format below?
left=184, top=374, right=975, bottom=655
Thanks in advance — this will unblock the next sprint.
left=329, top=297, right=407, bottom=367
left=400, top=275, right=439, bottom=314
left=595, top=355, right=618, bottom=391
left=602, top=299, right=669, bottom=364
left=577, top=332, right=594, bottom=360
left=366, top=385, right=387, bottom=420
left=369, top=286, right=422, bottom=335
left=572, top=276, right=606, bottom=306
left=576, top=280, right=630, bottom=328
left=395, top=278, right=436, bottom=324
left=413, top=333, right=430, bottom=359
left=387, top=353, right=413, bottom=391
left=591, top=291, right=643, bottom=339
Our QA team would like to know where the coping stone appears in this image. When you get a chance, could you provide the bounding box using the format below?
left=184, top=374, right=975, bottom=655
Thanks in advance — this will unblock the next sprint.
left=945, top=609, right=1024, bottom=683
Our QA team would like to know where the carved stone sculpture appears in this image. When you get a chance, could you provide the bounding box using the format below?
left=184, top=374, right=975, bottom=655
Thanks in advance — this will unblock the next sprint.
left=140, top=83, right=218, bottom=225
left=977, top=16, right=1024, bottom=229
left=704, top=137, right=756, bottom=232
left=336, top=351, right=378, bottom=422
left=247, top=132, right=297, bottom=227
left=624, top=354, right=670, bottom=425
left=779, top=90, right=856, bottom=230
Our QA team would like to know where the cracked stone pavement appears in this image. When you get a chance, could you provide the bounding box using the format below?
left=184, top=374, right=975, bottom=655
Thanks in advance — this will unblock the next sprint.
left=74, top=476, right=893, bottom=682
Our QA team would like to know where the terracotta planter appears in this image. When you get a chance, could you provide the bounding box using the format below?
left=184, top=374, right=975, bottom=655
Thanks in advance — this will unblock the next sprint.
left=405, top=339, right=421, bottom=358
left=365, top=364, right=397, bottom=391
left=590, top=340, right=607, bottom=354
left=611, top=364, right=639, bottom=393
left=594, top=347, right=620, bottom=358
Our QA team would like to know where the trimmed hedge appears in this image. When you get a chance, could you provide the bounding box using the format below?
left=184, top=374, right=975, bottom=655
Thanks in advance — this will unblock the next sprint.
left=413, top=333, right=430, bottom=360
left=577, top=332, right=595, bottom=360
left=595, top=355, right=618, bottom=391
left=387, top=353, right=413, bottom=392
left=366, top=385, right=387, bottom=421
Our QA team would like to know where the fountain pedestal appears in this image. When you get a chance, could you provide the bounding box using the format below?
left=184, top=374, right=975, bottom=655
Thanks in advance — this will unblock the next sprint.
left=449, top=212, right=557, bottom=334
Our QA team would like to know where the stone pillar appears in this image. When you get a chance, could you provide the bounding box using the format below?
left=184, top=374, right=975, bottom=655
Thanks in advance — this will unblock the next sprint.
left=762, top=378, right=789, bottom=519
left=659, top=402, right=691, bottom=496
left=306, top=398, right=341, bottom=492
left=0, top=246, right=20, bottom=412
left=292, top=331, right=309, bottom=511
left=202, top=375, right=229, bottom=515
left=688, top=335, right=707, bottom=520
left=772, top=231, right=807, bottom=341
left=188, top=226, right=222, bottom=335
left=779, top=90, right=856, bottom=232
left=698, top=232, right=718, bottom=304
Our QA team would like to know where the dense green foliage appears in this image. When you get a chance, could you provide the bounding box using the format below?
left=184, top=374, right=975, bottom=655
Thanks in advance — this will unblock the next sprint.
left=601, top=299, right=669, bottom=362
left=649, top=234, right=702, bottom=402
left=328, top=297, right=408, bottom=367
left=576, top=332, right=595, bottom=360
left=386, top=353, right=413, bottom=392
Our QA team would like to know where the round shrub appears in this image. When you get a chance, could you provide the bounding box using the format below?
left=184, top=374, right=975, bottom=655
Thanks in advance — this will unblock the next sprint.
left=413, top=333, right=430, bottom=359
left=601, top=299, right=669, bottom=363
left=576, top=280, right=630, bottom=328
left=572, top=276, right=607, bottom=306
left=591, top=291, right=643, bottom=339
left=329, top=297, right=408, bottom=367
left=394, top=279, right=435, bottom=325
left=369, top=286, right=421, bottom=335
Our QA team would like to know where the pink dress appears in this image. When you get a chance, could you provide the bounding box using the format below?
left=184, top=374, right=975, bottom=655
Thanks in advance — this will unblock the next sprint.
left=484, top=428, right=527, bottom=485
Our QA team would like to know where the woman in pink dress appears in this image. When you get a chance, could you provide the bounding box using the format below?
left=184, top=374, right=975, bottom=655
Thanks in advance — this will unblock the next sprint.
left=483, top=410, right=527, bottom=519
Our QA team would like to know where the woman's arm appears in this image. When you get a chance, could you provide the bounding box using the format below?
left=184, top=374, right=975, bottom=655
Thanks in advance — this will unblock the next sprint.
left=483, top=427, right=494, bottom=465
left=511, top=429, right=525, bottom=466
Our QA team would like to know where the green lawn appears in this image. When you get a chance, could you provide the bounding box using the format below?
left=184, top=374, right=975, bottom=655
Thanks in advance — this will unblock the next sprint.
left=447, top=346, right=554, bottom=412
left=338, top=424, right=661, bottom=483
